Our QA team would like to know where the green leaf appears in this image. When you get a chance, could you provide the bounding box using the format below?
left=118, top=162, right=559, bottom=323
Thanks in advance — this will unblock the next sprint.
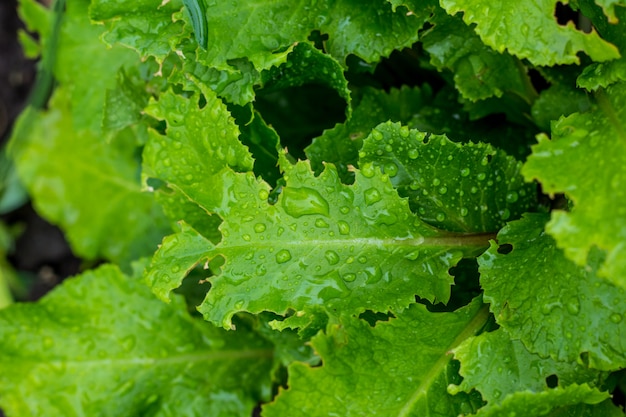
left=472, top=384, right=616, bottom=417
left=262, top=299, right=489, bottom=417
left=148, top=154, right=494, bottom=329
left=359, top=122, right=536, bottom=233
left=531, top=83, right=592, bottom=132
left=0, top=265, right=274, bottom=416
left=452, top=328, right=607, bottom=404
left=577, top=2, right=626, bottom=90
left=306, top=86, right=433, bottom=182
left=522, top=82, right=626, bottom=287
left=439, top=0, right=620, bottom=66
left=478, top=213, right=626, bottom=371
left=143, top=88, right=254, bottom=215
left=89, top=0, right=185, bottom=60
left=421, top=9, right=535, bottom=102
left=260, top=42, right=351, bottom=113
left=146, top=221, right=214, bottom=302
left=10, top=90, right=170, bottom=263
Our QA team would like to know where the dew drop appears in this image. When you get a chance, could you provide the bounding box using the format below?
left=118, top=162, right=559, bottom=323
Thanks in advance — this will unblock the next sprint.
left=276, top=249, right=292, bottom=264
left=477, top=173, right=486, bottom=181
left=566, top=297, right=580, bottom=315
left=282, top=187, right=330, bottom=218
left=315, top=218, right=330, bottom=228
left=409, top=180, right=420, bottom=190
left=432, top=178, right=441, bottom=186
left=460, top=207, right=469, bottom=217
left=470, top=186, right=478, bottom=194
left=438, top=186, right=448, bottom=195
left=404, top=250, right=419, bottom=260
left=259, top=189, right=269, bottom=200
left=384, top=162, right=399, bottom=177
left=506, top=191, right=519, bottom=203
left=242, top=234, right=251, bottom=241
left=400, top=126, right=410, bottom=138
left=358, top=256, right=367, bottom=263
left=436, top=213, right=446, bottom=222
left=361, top=163, right=375, bottom=178
left=408, top=149, right=419, bottom=159
left=384, top=144, right=393, bottom=153
left=254, top=223, right=266, bottom=233
left=337, top=221, right=350, bottom=235
left=342, top=273, right=356, bottom=282
left=325, top=250, right=340, bottom=265
left=500, top=209, right=511, bottom=220
left=340, top=206, right=350, bottom=214
left=610, top=313, right=623, bottom=323
left=460, top=168, right=470, bottom=177
left=256, top=265, right=267, bottom=276
left=234, top=300, right=245, bottom=309
left=372, top=130, right=384, bottom=141
left=364, top=188, right=382, bottom=205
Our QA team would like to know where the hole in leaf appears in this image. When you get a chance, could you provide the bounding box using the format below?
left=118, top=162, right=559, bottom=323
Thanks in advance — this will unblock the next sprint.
left=528, top=69, right=550, bottom=93
left=554, top=2, right=592, bottom=33
left=497, top=244, right=513, bottom=255
left=255, top=84, right=346, bottom=160
left=197, top=94, right=207, bottom=109
left=359, top=310, right=395, bottom=326
left=579, top=351, right=590, bottom=366
left=546, top=374, right=559, bottom=388
left=145, top=177, right=167, bottom=191
left=486, top=154, right=493, bottom=163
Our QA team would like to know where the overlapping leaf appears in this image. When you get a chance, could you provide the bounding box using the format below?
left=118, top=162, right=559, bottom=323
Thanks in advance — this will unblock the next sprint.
left=421, top=8, right=534, bottom=102
left=10, top=90, right=170, bottom=263
left=359, top=122, right=535, bottom=233
left=577, top=3, right=626, bottom=89
left=471, top=385, right=618, bottom=417
left=263, top=299, right=488, bottom=417
left=478, top=213, right=626, bottom=371
left=451, top=328, right=607, bottom=404
left=439, top=0, right=620, bottom=66
left=523, top=82, right=626, bottom=286
left=0, top=265, right=274, bottom=416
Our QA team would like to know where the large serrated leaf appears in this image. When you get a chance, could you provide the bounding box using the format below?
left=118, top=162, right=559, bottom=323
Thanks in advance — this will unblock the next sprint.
left=147, top=156, right=495, bottom=329
left=262, top=299, right=488, bottom=417
left=478, top=213, right=626, bottom=371
left=0, top=265, right=274, bottom=417
left=523, top=82, right=626, bottom=287
left=439, top=0, right=619, bottom=66
left=359, top=122, right=535, bottom=233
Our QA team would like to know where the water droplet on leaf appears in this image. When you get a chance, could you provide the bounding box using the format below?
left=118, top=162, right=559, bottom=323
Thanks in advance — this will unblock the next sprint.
left=276, top=249, right=292, bottom=264
left=282, top=187, right=330, bottom=218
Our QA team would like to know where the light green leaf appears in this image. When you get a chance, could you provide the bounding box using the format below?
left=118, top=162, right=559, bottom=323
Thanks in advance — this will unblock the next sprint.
left=522, top=82, right=626, bottom=286
left=452, top=328, right=606, bottom=404
left=263, top=299, right=489, bottom=417
left=439, top=0, right=620, bottom=66
left=478, top=213, right=626, bottom=371
left=199, top=158, right=497, bottom=328
left=143, top=88, right=254, bottom=215
left=472, top=384, right=616, bottom=417
left=577, top=2, right=626, bottom=90
left=10, top=90, right=170, bottom=263
left=421, top=9, right=534, bottom=102
left=146, top=221, right=214, bottom=302
left=0, top=265, right=274, bottom=417
left=89, top=0, right=185, bottom=60
left=359, top=122, right=535, bottom=233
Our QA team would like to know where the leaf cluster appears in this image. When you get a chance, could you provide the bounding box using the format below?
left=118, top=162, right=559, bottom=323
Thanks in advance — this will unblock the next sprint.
left=2, top=0, right=626, bottom=416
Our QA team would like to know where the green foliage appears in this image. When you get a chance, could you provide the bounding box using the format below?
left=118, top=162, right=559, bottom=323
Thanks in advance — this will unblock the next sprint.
left=3, top=0, right=626, bottom=415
